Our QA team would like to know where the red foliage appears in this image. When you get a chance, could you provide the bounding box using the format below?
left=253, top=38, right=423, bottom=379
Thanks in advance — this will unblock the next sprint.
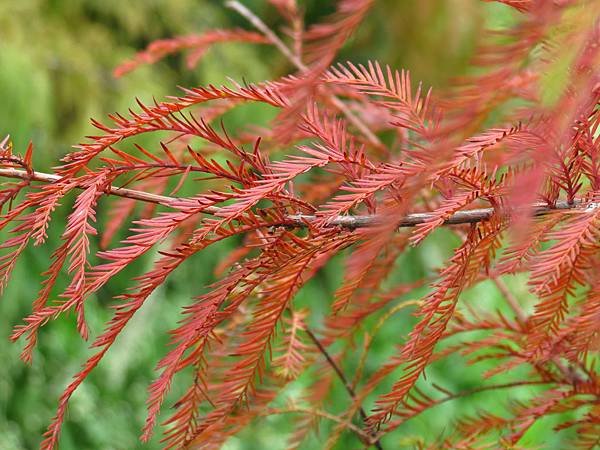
left=1, top=1, right=599, bottom=448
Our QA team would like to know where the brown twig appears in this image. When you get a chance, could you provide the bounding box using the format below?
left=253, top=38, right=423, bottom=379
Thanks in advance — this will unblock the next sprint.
left=286, top=200, right=588, bottom=229
left=0, top=166, right=593, bottom=229
left=305, top=327, right=384, bottom=450
left=225, top=0, right=384, bottom=149
left=0, top=167, right=176, bottom=206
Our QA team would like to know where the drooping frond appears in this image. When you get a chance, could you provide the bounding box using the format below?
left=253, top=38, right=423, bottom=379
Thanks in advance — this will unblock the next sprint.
left=367, top=218, right=505, bottom=428
left=272, top=309, right=311, bottom=380
left=114, top=29, right=270, bottom=77
left=39, top=243, right=198, bottom=450
left=527, top=206, right=600, bottom=350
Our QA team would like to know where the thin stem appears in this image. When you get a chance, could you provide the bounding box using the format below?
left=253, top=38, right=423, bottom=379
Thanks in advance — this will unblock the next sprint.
left=225, top=0, right=383, bottom=149
left=492, top=276, right=528, bottom=327
left=376, top=380, right=555, bottom=439
left=226, top=1, right=303, bottom=69
left=0, top=166, right=594, bottom=229
left=352, top=300, right=421, bottom=389
left=305, top=327, right=384, bottom=450
left=259, top=407, right=371, bottom=441
left=491, top=274, right=587, bottom=384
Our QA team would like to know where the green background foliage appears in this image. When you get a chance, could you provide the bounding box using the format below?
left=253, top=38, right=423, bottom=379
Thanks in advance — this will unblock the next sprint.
left=0, top=1, right=571, bottom=449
